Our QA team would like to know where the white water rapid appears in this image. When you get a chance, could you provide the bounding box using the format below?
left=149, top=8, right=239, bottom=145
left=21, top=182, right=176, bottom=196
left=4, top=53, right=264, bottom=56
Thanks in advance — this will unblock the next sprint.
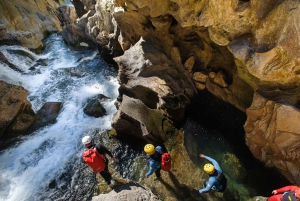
left=0, top=34, right=119, bottom=201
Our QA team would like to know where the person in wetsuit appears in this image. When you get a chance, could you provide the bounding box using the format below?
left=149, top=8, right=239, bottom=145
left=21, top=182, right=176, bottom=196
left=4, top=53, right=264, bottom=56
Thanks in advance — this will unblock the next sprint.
left=144, top=144, right=163, bottom=180
left=268, top=185, right=300, bottom=201
left=192, top=154, right=227, bottom=194
left=82, top=136, right=114, bottom=185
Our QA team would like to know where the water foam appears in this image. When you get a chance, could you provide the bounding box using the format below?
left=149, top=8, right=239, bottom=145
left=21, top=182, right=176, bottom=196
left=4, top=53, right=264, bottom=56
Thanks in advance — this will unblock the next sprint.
left=0, top=34, right=119, bottom=201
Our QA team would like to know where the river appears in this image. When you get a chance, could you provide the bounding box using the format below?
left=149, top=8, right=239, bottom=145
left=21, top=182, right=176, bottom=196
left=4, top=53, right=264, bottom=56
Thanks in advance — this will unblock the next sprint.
left=0, top=34, right=119, bottom=201
left=0, top=33, right=291, bottom=201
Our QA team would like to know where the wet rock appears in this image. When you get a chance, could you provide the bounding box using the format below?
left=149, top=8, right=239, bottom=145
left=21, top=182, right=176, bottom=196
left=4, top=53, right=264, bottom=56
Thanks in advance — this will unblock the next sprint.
left=83, top=95, right=108, bottom=118
left=6, top=114, right=35, bottom=137
left=68, top=67, right=88, bottom=77
left=33, top=102, right=63, bottom=129
left=0, top=81, right=34, bottom=139
left=0, top=52, right=23, bottom=72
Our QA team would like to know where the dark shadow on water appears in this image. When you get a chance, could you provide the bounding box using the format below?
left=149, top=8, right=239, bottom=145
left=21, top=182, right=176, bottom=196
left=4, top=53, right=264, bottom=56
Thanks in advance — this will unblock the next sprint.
left=184, top=90, right=290, bottom=197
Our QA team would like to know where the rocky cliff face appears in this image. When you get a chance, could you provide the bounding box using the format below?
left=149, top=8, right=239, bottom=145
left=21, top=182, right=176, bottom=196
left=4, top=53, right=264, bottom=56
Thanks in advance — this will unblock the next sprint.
left=1, top=0, right=300, bottom=191
left=0, top=81, right=35, bottom=139
left=101, top=0, right=300, bottom=185
left=0, top=0, right=62, bottom=49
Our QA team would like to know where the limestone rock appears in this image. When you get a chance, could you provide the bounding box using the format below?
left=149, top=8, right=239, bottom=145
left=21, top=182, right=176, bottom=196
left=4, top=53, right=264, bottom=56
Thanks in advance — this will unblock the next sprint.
left=112, top=95, right=175, bottom=142
left=184, top=56, right=195, bottom=73
left=192, top=72, right=207, bottom=83
left=0, top=0, right=61, bottom=49
left=57, top=5, right=78, bottom=27
left=83, top=95, right=108, bottom=118
left=0, top=81, right=34, bottom=138
left=113, top=34, right=196, bottom=125
left=92, top=182, right=161, bottom=201
left=193, top=82, right=206, bottom=91
left=213, top=71, right=228, bottom=88
left=33, top=102, right=63, bottom=129
left=245, top=92, right=300, bottom=184
left=6, top=114, right=35, bottom=136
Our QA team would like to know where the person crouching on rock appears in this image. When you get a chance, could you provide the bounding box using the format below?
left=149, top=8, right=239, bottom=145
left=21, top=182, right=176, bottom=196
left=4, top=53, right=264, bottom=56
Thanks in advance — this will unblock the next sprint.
left=144, top=144, right=163, bottom=180
left=82, top=136, right=114, bottom=185
left=268, top=185, right=300, bottom=201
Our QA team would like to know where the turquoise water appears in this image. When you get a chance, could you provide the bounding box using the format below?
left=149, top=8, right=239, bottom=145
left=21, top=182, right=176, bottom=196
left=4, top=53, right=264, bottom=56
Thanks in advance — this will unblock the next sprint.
left=184, top=90, right=290, bottom=200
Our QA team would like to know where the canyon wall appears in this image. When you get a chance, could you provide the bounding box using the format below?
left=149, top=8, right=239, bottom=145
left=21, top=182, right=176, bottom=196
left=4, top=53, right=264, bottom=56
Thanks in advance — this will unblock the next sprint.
left=1, top=0, right=300, bottom=189
left=106, top=0, right=300, bottom=185
left=0, top=0, right=62, bottom=49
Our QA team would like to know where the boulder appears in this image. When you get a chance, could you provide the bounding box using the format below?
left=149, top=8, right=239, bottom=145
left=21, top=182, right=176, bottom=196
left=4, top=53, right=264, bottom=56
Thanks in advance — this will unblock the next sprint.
left=0, top=81, right=34, bottom=138
left=0, top=0, right=62, bottom=49
left=83, top=95, right=108, bottom=118
left=92, top=182, right=161, bottom=201
left=33, top=102, right=63, bottom=129
left=112, top=95, right=175, bottom=142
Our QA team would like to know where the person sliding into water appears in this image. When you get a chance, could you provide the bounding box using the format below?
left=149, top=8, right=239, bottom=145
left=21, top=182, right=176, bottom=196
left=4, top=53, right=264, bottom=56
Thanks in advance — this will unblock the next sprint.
left=81, top=136, right=114, bottom=185
left=144, top=144, right=163, bottom=180
left=192, top=154, right=227, bottom=194
left=268, top=185, right=300, bottom=201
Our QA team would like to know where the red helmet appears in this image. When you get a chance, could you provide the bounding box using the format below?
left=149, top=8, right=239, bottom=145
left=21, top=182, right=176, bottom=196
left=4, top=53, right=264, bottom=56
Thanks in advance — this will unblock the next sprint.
left=295, top=187, right=300, bottom=198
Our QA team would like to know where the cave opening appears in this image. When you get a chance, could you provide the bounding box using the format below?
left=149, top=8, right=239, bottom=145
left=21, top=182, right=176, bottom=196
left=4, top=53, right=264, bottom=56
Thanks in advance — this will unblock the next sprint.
left=184, top=90, right=290, bottom=198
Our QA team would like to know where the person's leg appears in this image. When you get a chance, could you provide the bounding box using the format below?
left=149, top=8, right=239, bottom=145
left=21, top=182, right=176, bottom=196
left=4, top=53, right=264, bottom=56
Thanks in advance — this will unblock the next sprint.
left=267, top=195, right=282, bottom=201
left=99, top=171, right=110, bottom=184
left=100, top=158, right=111, bottom=184
left=155, top=168, right=161, bottom=178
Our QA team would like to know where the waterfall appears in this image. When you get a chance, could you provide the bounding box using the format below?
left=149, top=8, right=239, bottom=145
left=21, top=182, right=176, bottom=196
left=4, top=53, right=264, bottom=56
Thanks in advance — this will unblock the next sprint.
left=0, top=34, right=119, bottom=201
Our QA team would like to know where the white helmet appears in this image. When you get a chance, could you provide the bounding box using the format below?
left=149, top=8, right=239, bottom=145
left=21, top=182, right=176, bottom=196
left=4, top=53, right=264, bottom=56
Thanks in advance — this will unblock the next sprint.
left=82, top=136, right=92, bottom=145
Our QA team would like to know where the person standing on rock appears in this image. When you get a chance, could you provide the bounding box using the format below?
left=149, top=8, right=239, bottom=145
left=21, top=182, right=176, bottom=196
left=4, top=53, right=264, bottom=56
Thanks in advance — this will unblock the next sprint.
left=192, top=154, right=227, bottom=194
left=144, top=144, right=163, bottom=180
left=82, top=136, right=114, bottom=185
left=268, top=185, right=300, bottom=201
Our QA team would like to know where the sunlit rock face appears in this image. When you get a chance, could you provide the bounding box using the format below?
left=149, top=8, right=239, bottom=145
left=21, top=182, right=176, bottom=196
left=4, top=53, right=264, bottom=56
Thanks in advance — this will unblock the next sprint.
left=2, top=0, right=300, bottom=187
left=245, top=93, right=300, bottom=184
left=107, top=0, right=300, bottom=185
left=0, top=0, right=61, bottom=49
left=0, top=81, right=34, bottom=139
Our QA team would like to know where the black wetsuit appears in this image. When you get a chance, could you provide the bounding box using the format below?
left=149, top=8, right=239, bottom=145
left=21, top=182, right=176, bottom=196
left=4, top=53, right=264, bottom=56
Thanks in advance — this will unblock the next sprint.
left=86, top=143, right=113, bottom=184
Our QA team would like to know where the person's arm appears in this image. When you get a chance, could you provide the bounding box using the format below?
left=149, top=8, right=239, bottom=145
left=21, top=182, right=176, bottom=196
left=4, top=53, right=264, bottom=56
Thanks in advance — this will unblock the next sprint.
left=81, top=154, right=86, bottom=163
left=145, top=160, right=156, bottom=177
left=198, top=178, right=215, bottom=193
left=96, top=144, right=114, bottom=159
left=200, top=154, right=222, bottom=172
left=273, top=185, right=299, bottom=194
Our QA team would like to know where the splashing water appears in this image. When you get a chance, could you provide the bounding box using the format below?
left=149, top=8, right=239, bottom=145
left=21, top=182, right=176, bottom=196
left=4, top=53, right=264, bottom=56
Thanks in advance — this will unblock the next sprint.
left=0, top=34, right=119, bottom=201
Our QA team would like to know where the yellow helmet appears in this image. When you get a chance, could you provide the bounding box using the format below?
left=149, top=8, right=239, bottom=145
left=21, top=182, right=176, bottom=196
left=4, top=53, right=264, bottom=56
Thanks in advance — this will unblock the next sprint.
left=204, top=163, right=215, bottom=174
left=144, top=144, right=155, bottom=155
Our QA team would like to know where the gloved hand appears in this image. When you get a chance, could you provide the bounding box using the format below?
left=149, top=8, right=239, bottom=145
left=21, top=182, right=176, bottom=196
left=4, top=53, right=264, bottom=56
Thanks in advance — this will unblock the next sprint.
left=191, top=189, right=199, bottom=194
